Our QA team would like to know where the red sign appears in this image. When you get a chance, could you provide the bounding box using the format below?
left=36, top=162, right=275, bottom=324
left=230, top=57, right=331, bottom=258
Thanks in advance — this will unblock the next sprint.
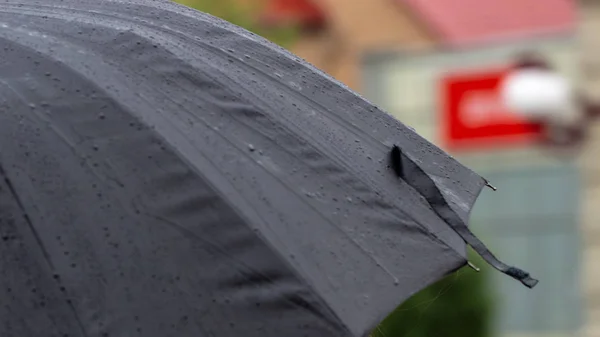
left=440, top=66, right=543, bottom=151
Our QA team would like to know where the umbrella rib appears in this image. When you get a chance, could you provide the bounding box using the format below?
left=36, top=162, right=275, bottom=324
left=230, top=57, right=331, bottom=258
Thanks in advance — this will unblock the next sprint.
left=0, top=162, right=92, bottom=337
left=0, top=78, right=58, bottom=274
left=0, top=163, right=55, bottom=271
left=390, top=146, right=539, bottom=289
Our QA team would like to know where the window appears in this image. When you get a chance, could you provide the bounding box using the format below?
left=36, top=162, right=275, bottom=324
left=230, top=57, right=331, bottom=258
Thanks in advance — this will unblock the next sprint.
left=470, top=164, right=582, bottom=336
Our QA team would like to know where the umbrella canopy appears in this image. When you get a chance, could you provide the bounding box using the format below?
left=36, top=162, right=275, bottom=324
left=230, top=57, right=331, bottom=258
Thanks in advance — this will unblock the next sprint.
left=0, top=1, right=536, bottom=336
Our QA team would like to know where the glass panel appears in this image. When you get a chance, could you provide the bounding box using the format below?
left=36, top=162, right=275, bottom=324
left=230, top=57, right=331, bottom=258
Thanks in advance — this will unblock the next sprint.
left=530, top=230, right=581, bottom=332
left=494, top=234, right=536, bottom=332
left=469, top=165, right=581, bottom=335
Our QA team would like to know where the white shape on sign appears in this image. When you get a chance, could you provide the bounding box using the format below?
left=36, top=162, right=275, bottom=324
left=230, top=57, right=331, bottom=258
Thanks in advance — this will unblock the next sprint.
left=501, top=68, right=573, bottom=122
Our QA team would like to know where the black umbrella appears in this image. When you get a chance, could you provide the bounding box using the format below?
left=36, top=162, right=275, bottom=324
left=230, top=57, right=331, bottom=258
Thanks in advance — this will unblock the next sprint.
left=0, top=1, right=536, bottom=336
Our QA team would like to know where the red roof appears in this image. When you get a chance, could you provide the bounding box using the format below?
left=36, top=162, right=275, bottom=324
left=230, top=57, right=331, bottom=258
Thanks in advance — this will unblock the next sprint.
left=400, top=0, right=576, bottom=46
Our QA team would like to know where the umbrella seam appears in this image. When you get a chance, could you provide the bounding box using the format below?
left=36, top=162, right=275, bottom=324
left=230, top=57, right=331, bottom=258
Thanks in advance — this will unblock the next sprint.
left=0, top=161, right=91, bottom=337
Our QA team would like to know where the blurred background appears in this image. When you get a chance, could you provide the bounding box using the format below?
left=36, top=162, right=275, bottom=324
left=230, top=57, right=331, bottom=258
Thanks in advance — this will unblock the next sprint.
left=173, top=0, right=599, bottom=336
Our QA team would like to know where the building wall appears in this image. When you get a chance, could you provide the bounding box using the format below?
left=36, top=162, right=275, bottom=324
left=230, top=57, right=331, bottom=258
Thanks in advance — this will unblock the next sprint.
left=288, top=0, right=434, bottom=91
left=361, top=36, right=584, bottom=337
left=578, top=1, right=600, bottom=336
left=362, top=37, right=577, bottom=146
left=357, top=1, right=600, bottom=335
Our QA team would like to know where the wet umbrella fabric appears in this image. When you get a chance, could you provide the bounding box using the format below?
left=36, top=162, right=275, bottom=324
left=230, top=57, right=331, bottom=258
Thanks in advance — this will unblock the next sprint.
left=0, top=1, right=535, bottom=336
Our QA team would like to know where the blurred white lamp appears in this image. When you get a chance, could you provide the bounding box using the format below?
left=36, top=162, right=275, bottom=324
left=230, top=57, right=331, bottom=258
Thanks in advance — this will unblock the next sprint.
left=499, top=54, right=600, bottom=148
left=501, top=63, right=576, bottom=125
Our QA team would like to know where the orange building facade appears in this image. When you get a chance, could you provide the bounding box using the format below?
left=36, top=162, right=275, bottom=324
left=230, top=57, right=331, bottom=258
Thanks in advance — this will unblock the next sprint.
left=263, top=0, right=434, bottom=91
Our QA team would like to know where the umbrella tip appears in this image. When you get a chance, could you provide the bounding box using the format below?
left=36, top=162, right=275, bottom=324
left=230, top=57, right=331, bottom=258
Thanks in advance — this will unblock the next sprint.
left=485, top=180, right=497, bottom=191
left=467, top=261, right=481, bottom=272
